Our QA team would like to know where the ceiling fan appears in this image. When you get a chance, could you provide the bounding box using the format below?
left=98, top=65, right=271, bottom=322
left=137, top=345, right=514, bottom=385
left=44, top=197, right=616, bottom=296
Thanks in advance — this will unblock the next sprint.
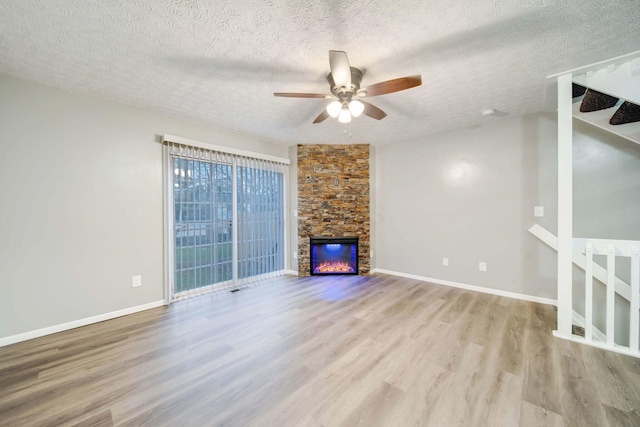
left=274, top=50, right=422, bottom=124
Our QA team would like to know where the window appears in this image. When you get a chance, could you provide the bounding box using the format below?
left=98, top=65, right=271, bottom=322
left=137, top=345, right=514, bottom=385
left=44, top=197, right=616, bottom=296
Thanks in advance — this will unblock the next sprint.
left=165, top=139, right=288, bottom=301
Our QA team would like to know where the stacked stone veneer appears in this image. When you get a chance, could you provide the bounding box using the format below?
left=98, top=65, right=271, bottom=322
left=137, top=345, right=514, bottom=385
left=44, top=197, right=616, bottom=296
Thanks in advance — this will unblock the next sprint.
left=297, top=144, right=370, bottom=276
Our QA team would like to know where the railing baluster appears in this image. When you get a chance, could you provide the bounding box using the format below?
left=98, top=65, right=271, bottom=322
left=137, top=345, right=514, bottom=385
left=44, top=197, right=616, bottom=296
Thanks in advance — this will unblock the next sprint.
left=631, top=247, right=640, bottom=352
left=563, top=235, right=640, bottom=355
left=585, top=242, right=593, bottom=342
left=606, top=244, right=616, bottom=347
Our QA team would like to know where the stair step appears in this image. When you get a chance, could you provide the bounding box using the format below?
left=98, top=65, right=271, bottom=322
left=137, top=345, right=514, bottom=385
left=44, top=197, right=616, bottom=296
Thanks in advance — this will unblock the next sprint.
left=610, top=100, right=640, bottom=125
left=572, top=101, right=640, bottom=145
left=580, top=89, right=619, bottom=112
left=572, top=83, right=587, bottom=98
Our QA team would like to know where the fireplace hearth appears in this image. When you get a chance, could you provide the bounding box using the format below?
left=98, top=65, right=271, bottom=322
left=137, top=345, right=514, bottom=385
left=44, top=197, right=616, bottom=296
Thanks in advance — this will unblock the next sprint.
left=310, top=236, right=359, bottom=275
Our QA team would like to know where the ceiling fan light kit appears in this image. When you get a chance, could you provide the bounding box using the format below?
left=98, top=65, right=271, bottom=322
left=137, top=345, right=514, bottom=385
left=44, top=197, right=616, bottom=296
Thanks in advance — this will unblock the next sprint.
left=274, top=50, right=422, bottom=124
left=338, top=108, right=352, bottom=123
left=326, top=100, right=342, bottom=118
left=349, top=100, right=365, bottom=117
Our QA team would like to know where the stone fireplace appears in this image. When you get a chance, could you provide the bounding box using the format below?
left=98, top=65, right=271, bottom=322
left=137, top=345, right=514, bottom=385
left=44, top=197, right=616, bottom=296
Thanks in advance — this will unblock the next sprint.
left=297, top=144, right=370, bottom=276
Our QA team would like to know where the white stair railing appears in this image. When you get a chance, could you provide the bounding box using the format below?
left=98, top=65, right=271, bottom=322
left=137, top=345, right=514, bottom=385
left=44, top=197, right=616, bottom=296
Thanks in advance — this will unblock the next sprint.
left=529, top=224, right=640, bottom=357
left=573, top=238, right=640, bottom=353
left=546, top=52, right=640, bottom=359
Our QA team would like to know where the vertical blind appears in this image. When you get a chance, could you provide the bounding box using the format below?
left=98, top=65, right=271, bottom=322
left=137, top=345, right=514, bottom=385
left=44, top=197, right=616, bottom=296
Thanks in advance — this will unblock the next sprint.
left=165, top=141, right=287, bottom=302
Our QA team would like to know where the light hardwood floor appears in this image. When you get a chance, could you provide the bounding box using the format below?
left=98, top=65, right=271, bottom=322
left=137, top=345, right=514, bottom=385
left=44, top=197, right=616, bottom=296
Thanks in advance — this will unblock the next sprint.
left=1, top=274, right=640, bottom=426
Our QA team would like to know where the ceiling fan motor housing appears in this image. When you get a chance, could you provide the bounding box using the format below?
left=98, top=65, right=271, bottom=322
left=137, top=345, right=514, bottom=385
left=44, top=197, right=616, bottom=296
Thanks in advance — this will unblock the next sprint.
left=328, top=67, right=363, bottom=104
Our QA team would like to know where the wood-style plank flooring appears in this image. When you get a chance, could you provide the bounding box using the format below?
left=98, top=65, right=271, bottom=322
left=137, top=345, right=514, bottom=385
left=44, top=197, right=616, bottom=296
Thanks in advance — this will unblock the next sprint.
left=1, top=274, right=640, bottom=426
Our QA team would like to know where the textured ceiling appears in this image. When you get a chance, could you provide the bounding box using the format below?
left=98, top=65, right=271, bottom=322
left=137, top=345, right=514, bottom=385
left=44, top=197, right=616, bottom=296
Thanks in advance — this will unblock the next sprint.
left=1, top=1, right=639, bottom=146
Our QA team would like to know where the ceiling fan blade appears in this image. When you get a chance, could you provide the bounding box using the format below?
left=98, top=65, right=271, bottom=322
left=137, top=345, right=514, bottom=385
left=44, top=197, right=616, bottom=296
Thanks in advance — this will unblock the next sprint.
left=360, top=100, right=387, bottom=120
left=313, top=110, right=330, bottom=124
left=360, top=75, right=422, bottom=97
left=274, top=92, right=327, bottom=98
left=329, top=50, right=351, bottom=89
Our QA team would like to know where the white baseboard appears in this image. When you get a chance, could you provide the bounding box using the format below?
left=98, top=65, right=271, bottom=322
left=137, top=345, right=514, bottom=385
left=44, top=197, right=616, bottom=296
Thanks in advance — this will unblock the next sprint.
left=286, top=270, right=299, bottom=276
left=372, top=268, right=557, bottom=306
left=0, top=300, right=165, bottom=348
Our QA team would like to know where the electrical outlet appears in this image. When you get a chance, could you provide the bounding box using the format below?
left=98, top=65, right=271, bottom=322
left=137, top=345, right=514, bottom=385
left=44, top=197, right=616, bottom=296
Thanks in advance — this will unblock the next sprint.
left=443, top=257, right=449, bottom=266
left=370, top=250, right=374, bottom=258
left=132, top=275, right=142, bottom=288
left=293, top=252, right=297, bottom=260
left=534, top=206, right=544, bottom=217
left=479, top=262, right=487, bottom=272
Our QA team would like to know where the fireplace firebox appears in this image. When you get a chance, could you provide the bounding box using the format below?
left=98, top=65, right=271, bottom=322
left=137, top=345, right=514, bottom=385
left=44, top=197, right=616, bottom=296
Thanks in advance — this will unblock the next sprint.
left=310, top=236, right=359, bottom=275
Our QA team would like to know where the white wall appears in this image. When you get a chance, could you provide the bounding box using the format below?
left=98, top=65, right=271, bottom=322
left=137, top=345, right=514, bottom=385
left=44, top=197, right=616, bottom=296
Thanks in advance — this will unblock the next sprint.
left=573, top=120, right=640, bottom=240
left=375, top=113, right=559, bottom=300
left=0, top=74, right=289, bottom=340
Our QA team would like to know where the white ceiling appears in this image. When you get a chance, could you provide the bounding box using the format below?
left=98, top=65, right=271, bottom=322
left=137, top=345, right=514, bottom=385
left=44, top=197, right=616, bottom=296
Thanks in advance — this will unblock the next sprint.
left=1, top=1, right=639, bottom=146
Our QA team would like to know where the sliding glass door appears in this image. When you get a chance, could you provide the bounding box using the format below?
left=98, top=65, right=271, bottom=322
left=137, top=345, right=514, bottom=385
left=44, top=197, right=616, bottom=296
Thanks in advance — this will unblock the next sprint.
left=166, top=143, right=286, bottom=301
left=173, top=157, right=233, bottom=294
left=237, top=159, right=285, bottom=280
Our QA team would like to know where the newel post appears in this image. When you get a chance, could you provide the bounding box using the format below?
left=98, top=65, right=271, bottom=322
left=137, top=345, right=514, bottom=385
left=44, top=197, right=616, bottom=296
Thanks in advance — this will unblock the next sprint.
left=556, top=73, right=573, bottom=337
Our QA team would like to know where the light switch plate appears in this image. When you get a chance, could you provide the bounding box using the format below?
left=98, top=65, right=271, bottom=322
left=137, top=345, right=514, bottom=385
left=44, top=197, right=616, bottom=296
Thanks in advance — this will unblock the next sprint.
left=534, top=206, right=544, bottom=217
left=479, top=262, right=487, bottom=272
